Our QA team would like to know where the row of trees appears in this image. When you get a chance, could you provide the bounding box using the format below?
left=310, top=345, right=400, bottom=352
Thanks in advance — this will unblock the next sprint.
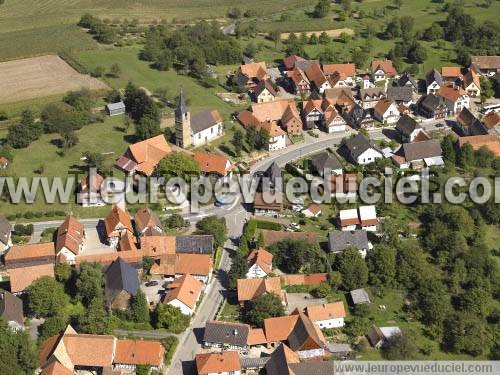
left=78, top=14, right=116, bottom=44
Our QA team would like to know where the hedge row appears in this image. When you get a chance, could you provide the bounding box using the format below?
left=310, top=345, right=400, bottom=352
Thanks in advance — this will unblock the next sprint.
left=161, top=336, right=179, bottom=366
left=6, top=210, right=67, bottom=221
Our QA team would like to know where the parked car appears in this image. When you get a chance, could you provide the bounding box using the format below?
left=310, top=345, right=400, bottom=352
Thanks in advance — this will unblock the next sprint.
left=145, top=281, right=159, bottom=287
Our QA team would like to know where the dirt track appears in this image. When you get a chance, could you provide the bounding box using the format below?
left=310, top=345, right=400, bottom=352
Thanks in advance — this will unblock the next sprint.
left=0, top=55, right=108, bottom=104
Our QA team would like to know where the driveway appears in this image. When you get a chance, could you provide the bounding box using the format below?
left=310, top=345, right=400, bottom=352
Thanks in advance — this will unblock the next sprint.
left=141, top=280, right=165, bottom=306
left=285, top=293, right=327, bottom=314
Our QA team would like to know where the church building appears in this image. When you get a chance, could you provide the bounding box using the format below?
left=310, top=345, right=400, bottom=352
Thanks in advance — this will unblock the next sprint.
left=175, top=89, right=224, bottom=148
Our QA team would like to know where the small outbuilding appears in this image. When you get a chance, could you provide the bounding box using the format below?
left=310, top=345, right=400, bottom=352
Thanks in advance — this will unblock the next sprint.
left=350, top=288, right=371, bottom=305
left=105, top=101, right=126, bottom=116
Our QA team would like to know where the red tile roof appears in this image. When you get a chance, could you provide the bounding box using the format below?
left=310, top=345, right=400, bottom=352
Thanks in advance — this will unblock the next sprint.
left=193, top=151, right=232, bottom=177
left=163, top=274, right=203, bottom=309
left=8, top=264, right=55, bottom=293
left=196, top=351, right=241, bottom=374
left=104, top=205, right=133, bottom=238
left=114, top=339, right=165, bottom=367
left=306, top=301, right=346, bottom=321
left=371, top=60, right=397, bottom=76
left=56, top=216, right=84, bottom=256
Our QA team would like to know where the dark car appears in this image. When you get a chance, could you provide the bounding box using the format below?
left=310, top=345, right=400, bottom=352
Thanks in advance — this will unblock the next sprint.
left=145, top=281, right=159, bottom=287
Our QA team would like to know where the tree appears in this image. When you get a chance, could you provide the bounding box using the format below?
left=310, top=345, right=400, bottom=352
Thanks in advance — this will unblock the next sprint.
left=60, top=128, right=79, bottom=152
left=157, top=151, right=200, bottom=181
left=318, top=31, right=330, bottom=44
left=27, top=276, right=69, bottom=317
left=382, top=332, right=418, bottom=360
left=393, top=0, right=403, bottom=9
left=344, top=316, right=370, bottom=337
left=136, top=365, right=152, bottom=375
left=407, top=42, right=427, bottom=64
left=6, top=109, right=41, bottom=149
left=76, top=263, right=103, bottom=307
left=244, top=293, right=285, bottom=327
left=227, top=7, right=242, bottom=19
left=54, top=263, right=73, bottom=284
left=458, top=287, right=491, bottom=317
left=143, top=256, right=155, bottom=275
left=367, top=245, right=396, bottom=288
left=475, top=145, right=495, bottom=168
left=441, top=134, right=456, bottom=164
left=196, top=216, right=227, bottom=248
left=163, top=213, right=188, bottom=229
left=135, top=115, right=161, bottom=140
left=313, top=282, right=331, bottom=298
left=131, top=289, right=150, bottom=323
left=0, top=320, right=37, bottom=374
left=78, top=297, right=112, bottom=334
left=458, top=142, right=474, bottom=168
left=269, top=239, right=325, bottom=274
left=309, top=33, right=318, bottom=45
left=480, top=77, right=494, bottom=104
left=415, top=276, right=450, bottom=326
left=423, top=23, right=443, bottom=41
left=109, top=63, right=122, bottom=78
left=338, top=247, right=368, bottom=290
left=232, top=129, right=244, bottom=156
left=244, top=42, right=257, bottom=58
left=228, top=254, right=249, bottom=289
left=39, top=312, right=69, bottom=341
left=341, top=0, right=352, bottom=14
left=313, top=0, right=330, bottom=18
left=443, top=313, right=489, bottom=356
left=155, top=304, right=190, bottom=333
left=352, top=49, right=369, bottom=69
left=64, top=89, right=94, bottom=111
left=124, top=82, right=160, bottom=123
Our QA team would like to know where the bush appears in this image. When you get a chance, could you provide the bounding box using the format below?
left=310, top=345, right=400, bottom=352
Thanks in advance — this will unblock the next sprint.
left=253, top=219, right=283, bottom=231
left=161, top=336, right=179, bottom=365
left=14, top=224, right=34, bottom=236
left=0, top=110, right=8, bottom=121
left=6, top=214, right=16, bottom=221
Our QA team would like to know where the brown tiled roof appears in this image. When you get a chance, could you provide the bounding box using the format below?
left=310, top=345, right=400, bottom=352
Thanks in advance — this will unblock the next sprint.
left=483, top=111, right=500, bottom=129
left=118, top=232, right=138, bottom=252
left=163, top=274, right=203, bottom=309
left=196, top=351, right=241, bottom=374
left=371, top=60, right=397, bottom=76
left=263, top=315, right=299, bottom=342
left=62, top=334, right=115, bottom=367
left=306, top=301, right=346, bottom=322
left=286, top=67, right=309, bottom=86
left=174, top=253, right=212, bottom=276
left=79, top=173, right=104, bottom=194
left=114, top=339, right=165, bottom=367
left=237, top=277, right=282, bottom=302
left=255, top=79, right=277, bottom=97
left=41, top=360, right=73, bottom=375
left=141, top=235, right=176, bottom=258
left=247, top=328, right=268, bottom=346
left=282, top=273, right=328, bottom=286
left=104, top=205, right=133, bottom=238
left=193, top=151, right=232, bottom=177
left=150, top=254, right=176, bottom=276
left=305, top=63, right=328, bottom=86
left=464, top=69, right=480, bottom=88
left=247, top=248, right=273, bottom=274
left=75, top=250, right=143, bottom=267
left=323, top=63, right=356, bottom=77
left=8, top=259, right=54, bottom=293
left=283, top=55, right=305, bottom=71
left=437, top=84, right=467, bottom=102
left=471, top=56, right=500, bottom=70
left=253, top=191, right=283, bottom=211
left=261, top=120, right=286, bottom=137
left=5, top=242, right=55, bottom=263
left=133, top=207, right=161, bottom=234
left=250, top=100, right=294, bottom=123
left=287, top=311, right=326, bottom=352
left=56, top=216, right=84, bottom=256
left=374, top=98, right=395, bottom=116
left=302, top=99, right=323, bottom=115
left=441, top=66, right=463, bottom=79
left=240, top=62, right=267, bottom=80
left=261, top=230, right=318, bottom=248
left=127, top=135, right=171, bottom=177
left=458, top=135, right=500, bottom=156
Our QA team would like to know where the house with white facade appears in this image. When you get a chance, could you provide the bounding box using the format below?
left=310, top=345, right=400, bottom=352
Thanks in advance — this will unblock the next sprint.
left=253, top=80, right=277, bottom=103
left=358, top=205, right=378, bottom=232
left=373, top=99, right=400, bottom=124
left=426, top=69, right=443, bottom=95
left=343, top=134, right=384, bottom=165
left=463, top=69, right=481, bottom=97
left=339, top=209, right=360, bottom=231
left=437, top=84, right=470, bottom=115
left=163, top=274, right=202, bottom=316
left=246, top=249, right=273, bottom=279
left=396, top=115, right=429, bottom=143
left=305, top=63, right=332, bottom=94
left=305, top=301, right=346, bottom=329
left=371, top=60, right=397, bottom=82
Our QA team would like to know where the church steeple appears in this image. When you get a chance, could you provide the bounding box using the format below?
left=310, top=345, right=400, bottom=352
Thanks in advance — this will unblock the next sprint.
left=175, top=87, right=189, bottom=118
left=175, top=87, right=192, bottom=148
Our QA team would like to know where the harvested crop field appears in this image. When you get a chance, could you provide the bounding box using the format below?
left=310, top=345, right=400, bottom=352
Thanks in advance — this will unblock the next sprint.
left=280, top=28, right=354, bottom=40
left=0, top=55, right=108, bottom=104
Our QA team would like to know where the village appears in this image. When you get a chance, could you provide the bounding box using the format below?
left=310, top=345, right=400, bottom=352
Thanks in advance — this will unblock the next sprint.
left=0, top=48, right=498, bottom=375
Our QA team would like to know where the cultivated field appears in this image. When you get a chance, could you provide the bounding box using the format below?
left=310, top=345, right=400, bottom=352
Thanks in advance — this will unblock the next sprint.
left=0, top=55, right=108, bottom=104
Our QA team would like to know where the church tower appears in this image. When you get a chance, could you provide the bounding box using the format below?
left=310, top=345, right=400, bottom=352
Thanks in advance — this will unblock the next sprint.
left=175, top=88, right=191, bottom=148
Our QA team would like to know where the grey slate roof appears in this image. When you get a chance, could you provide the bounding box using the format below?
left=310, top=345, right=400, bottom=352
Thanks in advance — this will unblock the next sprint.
left=295, top=59, right=319, bottom=72
left=350, top=288, right=371, bottom=305
left=0, top=215, right=11, bottom=246
left=359, top=88, right=386, bottom=100
left=328, top=230, right=369, bottom=253
left=401, top=140, right=442, bottom=161
left=0, top=288, right=23, bottom=326
left=419, top=94, right=446, bottom=112
left=175, top=88, right=189, bottom=118
left=203, top=321, right=250, bottom=347
left=344, top=134, right=382, bottom=161
left=176, top=235, right=214, bottom=255
left=191, top=110, right=221, bottom=134
left=240, top=357, right=269, bottom=369
left=106, top=101, right=125, bottom=112
left=387, top=86, right=413, bottom=102
left=264, top=162, right=282, bottom=182
left=396, top=114, right=420, bottom=136
left=105, top=257, right=139, bottom=304
left=310, top=152, right=342, bottom=174
left=397, top=72, right=418, bottom=90
left=426, top=69, right=443, bottom=87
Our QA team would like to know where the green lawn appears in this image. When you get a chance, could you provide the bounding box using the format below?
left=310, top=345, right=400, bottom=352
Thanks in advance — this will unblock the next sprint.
left=0, top=115, right=131, bottom=218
